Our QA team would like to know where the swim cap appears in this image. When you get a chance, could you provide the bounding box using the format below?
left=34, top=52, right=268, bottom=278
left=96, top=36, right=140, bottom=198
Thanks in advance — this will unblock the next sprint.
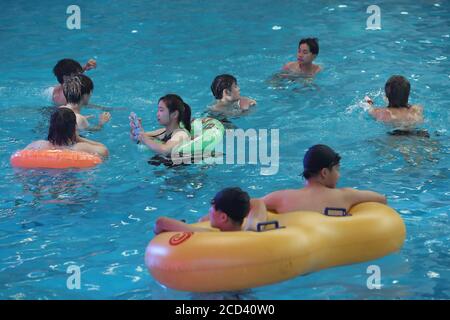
left=302, top=144, right=341, bottom=178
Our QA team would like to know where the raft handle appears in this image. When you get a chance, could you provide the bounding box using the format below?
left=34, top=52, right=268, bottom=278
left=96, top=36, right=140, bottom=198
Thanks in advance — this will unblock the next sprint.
left=324, top=207, right=351, bottom=217
left=256, top=220, right=285, bottom=232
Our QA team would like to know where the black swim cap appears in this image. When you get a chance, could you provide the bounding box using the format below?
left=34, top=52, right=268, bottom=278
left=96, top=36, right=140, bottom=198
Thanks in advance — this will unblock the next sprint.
left=302, top=144, right=341, bottom=179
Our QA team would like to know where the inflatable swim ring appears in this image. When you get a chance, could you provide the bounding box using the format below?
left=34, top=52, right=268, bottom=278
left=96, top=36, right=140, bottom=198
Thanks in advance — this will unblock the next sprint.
left=173, top=117, right=224, bottom=157
left=10, top=149, right=102, bottom=169
left=145, top=202, right=406, bottom=292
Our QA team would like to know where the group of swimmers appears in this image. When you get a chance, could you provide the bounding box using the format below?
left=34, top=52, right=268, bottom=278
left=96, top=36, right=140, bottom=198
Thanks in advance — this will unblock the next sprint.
left=23, top=37, right=425, bottom=235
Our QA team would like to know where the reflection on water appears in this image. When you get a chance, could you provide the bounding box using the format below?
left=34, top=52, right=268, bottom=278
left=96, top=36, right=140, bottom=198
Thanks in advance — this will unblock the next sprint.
left=371, top=133, right=442, bottom=167
left=13, top=169, right=99, bottom=206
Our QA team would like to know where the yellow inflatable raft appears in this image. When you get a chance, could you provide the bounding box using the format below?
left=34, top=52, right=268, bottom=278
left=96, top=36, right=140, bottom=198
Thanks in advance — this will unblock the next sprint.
left=145, top=202, right=406, bottom=292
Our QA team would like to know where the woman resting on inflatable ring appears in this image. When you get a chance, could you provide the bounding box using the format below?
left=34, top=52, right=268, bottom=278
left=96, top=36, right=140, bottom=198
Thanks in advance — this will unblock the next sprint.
left=25, top=107, right=109, bottom=158
left=130, top=94, right=191, bottom=156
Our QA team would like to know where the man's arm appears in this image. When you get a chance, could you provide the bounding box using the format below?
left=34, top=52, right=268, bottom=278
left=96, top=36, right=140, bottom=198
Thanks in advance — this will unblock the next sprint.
left=81, top=112, right=111, bottom=132
left=342, top=188, right=387, bottom=207
left=154, top=217, right=209, bottom=235
left=239, top=97, right=256, bottom=110
left=243, top=199, right=268, bottom=231
left=262, top=191, right=285, bottom=213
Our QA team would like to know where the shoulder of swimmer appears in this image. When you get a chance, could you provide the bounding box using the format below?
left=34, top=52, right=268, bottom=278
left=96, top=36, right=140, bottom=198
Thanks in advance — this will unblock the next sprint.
left=283, top=61, right=298, bottom=71
left=25, top=140, right=51, bottom=150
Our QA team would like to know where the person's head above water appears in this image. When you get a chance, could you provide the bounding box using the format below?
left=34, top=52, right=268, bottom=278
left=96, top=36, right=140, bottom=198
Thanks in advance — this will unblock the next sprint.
left=211, top=74, right=240, bottom=102
left=47, top=107, right=77, bottom=146
left=157, top=94, right=192, bottom=132
left=62, top=74, right=94, bottom=105
left=385, top=75, right=411, bottom=108
left=53, top=59, right=83, bottom=84
left=298, top=38, right=319, bottom=64
left=208, top=187, right=250, bottom=231
left=302, top=144, right=341, bottom=188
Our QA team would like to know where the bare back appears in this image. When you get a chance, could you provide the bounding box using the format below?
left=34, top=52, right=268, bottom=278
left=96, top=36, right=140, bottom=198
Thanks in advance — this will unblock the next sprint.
left=263, top=186, right=386, bottom=214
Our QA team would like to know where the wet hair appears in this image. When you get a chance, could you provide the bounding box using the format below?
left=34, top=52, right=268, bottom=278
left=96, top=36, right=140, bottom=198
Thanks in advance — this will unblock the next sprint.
left=53, top=59, right=83, bottom=84
left=299, top=38, right=319, bottom=55
left=62, top=74, right=93, bottom=104
left=211, top=74, right=237, bottom=100
left=211, top=187, right=250, bottom=225
left=158, top=94, right=192, bottom=132
left=385, top=75, right=411, bottom=108
left=47, top=107, right=77, bottom=146
left=302, top=144, right=341, bottom=179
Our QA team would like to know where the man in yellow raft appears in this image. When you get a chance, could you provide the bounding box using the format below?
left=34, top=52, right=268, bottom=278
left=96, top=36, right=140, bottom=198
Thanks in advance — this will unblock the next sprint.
left=153, top=144, right=387, bottom=233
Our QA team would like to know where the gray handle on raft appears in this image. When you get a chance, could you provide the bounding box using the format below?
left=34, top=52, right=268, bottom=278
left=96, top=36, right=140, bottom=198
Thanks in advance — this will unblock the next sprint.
left=256, top=220, right=284, bottom=232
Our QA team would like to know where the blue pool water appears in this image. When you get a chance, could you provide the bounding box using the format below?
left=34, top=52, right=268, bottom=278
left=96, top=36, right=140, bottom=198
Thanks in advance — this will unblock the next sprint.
left=0, top=0, right=449, bottom=299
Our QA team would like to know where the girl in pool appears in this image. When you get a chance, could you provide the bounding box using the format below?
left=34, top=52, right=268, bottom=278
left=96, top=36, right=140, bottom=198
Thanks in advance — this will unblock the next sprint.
left=25, top=107, right=109, bottom=158
left=130, top=94, right=191, bottom=156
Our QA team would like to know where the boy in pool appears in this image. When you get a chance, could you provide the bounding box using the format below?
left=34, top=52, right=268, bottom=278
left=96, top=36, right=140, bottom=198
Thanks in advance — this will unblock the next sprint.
left=253, top=145, right=386, bottom=217
left=283, top=38, right=321, bottom=76
left=153, top=187, right=267, bottom=234
left=60, top=74, right=111, bottom=131
left=209, top=74, right=256, bottom=116
left=52, top=58, right=96, bottom=106
left=365, top=75, right=424, bottom=133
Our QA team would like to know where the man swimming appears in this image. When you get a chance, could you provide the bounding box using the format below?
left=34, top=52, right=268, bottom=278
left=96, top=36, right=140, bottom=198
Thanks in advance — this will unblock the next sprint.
left=282, top=38, right=322, bottom=76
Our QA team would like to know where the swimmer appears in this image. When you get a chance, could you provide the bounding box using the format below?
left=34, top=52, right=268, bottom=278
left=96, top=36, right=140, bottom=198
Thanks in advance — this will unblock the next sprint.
left=366, top=75, right=424, bottom=131
left=251, top=145, right=386, bottom=217
left=52, top=58, right=96, bottom=106
left=60, top=74, right=111, bottom=131
left=209, top=74, right=256, bottom=117
left=154, top=187, right=267, bottom=234
left=25, top=107, right=108, bottom=158
left=131, top=94, right=191, bottom=156
left=282, top=38, right=322, bottom=76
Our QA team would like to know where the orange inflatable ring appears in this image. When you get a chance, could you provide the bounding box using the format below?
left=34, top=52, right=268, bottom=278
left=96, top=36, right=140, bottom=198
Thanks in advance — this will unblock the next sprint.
left=10, top=149, right=102, bottom=169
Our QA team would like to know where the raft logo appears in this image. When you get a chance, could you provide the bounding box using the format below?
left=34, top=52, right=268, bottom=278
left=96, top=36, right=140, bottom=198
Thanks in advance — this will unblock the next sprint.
left=366, top=5, right=381, bottom=30
left=171, top=128, right=280, bottom=176
left=169, top=232, right=194, bottom=246
left=366, top=265, right=382, bottom=290
left=66, top=5, right=81, bottom=30
left=66, top=265, right=81, bottom=290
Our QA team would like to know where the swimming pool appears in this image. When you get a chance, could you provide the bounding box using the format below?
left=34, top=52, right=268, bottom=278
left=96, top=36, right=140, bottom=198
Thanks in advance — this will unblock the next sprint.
left=0, top=0, right=449, bottom=299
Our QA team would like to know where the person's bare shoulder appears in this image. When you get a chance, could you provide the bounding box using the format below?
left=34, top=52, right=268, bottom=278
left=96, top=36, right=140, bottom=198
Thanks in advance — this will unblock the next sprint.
left=52, top=86, right=66, bottom=106
left=25, top=140, right=49, bottom=150
left=314, top=64, right=322, bottom=74
left=283, top=61, right=297, bottom=71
